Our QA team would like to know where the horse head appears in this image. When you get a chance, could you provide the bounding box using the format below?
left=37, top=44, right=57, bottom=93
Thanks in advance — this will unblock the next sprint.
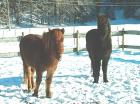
left=97, top=15, right=111, bottom=37
left=43, top=28, right=64, bottom=61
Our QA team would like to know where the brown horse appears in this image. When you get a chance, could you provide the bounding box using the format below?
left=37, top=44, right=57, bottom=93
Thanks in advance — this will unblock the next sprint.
left=20, top=28, right=64, bottom=97
left=86, top=15, right=112, bottom=83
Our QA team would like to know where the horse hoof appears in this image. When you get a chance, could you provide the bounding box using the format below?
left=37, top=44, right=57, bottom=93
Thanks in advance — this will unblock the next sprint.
left=27, top=88, right=33, bottom=92
left=104, top=80, right=109, bottom=83
left=46, top=95, right=52, bottom=98
left=32, top=93, right=38, bottom=97
left=23, top=89, right=29, bottom=93
left=93, top=81, right=98, bottom=83
left=46, top=91, right=52, bottom=98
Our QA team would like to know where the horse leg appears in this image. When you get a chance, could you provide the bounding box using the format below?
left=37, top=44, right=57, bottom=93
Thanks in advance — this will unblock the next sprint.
left=32, top=70, right=42, bottom=97
left=31, top=68, right=35, bottom=90
left=23, top=63, right=32, bottom=92
left=28, top=66, right=33, bottom=92
left=23, top=62, right=28, bottom=85
left=102, top=56, right=110, bottom=82
left=89, top=54, right=100, bottom=83
left=46, top=65, right=57, bottom=98
left=89, top=54, right=94, bottom=77
left=93, top=59, right=101, bottom=83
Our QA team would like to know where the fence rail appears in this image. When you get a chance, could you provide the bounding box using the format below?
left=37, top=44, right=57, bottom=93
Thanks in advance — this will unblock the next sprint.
left=0, top=28, right=140, bottom=57
left=123, top=30, right=140, bottom=35
left=0, top=37, right=20, bottom=42
left=118, top=28, right=140, bottom=50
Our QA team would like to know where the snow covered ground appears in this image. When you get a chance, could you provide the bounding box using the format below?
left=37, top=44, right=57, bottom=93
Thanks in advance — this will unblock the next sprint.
left=0, top=49, right=140, bottom=104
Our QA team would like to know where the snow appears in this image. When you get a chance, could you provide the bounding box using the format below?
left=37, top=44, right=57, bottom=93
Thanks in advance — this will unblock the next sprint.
left=0, top=10, right=140, bottom=103
left=0, top=49, right=140, bottom=104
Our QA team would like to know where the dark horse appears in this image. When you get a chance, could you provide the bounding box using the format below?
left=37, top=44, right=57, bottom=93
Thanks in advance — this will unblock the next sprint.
left=86, top=15, right=112, bottom=83
left=20, top=28, right=64, bottom=97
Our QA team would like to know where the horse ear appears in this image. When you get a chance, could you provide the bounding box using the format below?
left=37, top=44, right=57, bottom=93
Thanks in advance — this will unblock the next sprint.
left=61, top=28, right=65, bottom=34
left=48, top=28, right=51, bottom=32
left=98, top=14, right=108, bottom=18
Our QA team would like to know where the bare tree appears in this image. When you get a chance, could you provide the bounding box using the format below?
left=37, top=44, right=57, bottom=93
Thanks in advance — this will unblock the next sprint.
left=4, top=0, right=140, bottom=27
left=0, top=0, right=9, bottom=27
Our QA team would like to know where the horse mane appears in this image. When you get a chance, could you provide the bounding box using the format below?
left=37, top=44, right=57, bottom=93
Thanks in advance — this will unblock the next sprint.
left=42, top=29, right=64, bottom=62
left=97, top=15, right=111, bottom=37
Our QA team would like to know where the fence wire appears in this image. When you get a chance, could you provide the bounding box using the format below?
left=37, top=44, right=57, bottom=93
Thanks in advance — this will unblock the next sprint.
left=21, top=1, right=140, bottom=6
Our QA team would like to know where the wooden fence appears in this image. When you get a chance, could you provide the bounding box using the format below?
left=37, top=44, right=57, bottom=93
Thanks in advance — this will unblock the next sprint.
left=0, top=28, right=140, bottom=57
left=73, top=28, right=140, bottom=52
left=117, top=28, right=140, bottom=50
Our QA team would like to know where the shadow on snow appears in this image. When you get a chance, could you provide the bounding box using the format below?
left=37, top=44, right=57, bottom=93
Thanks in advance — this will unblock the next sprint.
left=0, top=76, right=22, bottom=87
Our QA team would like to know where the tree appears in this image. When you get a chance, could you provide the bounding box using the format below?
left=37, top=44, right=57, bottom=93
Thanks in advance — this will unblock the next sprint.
left=0, top=0, right=9, bottom=27
left=123, top=0, right=139, bottom=18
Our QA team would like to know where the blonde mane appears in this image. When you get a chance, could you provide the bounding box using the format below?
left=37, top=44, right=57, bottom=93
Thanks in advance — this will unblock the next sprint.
left=43, top=29, right=64, bottom=61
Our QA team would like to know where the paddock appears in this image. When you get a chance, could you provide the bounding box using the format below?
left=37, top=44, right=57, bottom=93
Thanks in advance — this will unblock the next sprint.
left=0, top=25, right=140, bottom=103
left=0, top=49, right=140, bottom=103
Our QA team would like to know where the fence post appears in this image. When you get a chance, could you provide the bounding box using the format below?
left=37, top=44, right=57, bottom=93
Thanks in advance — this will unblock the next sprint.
left=22, top=32, right=24, bottom=36
left=18, top=32, right=24, bottom=41
left=73, top=30, right=79, bottom=54
left=76, top=30, right=79, bottom=54
left=122, top=28, right=125, bottom=51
